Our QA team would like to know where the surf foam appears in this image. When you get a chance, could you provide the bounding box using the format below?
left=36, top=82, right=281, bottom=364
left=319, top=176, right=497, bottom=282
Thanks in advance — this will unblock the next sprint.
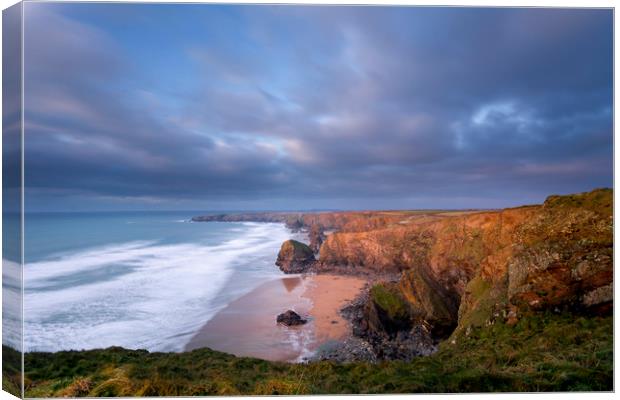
left=23, top=222, right=290, bottom=352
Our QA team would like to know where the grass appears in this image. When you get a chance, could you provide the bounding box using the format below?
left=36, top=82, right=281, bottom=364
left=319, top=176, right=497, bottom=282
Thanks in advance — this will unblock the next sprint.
left=5, top=311, right=611, bottom=396
left=544, top=188, right=612, bottom=216
left=456, top=276, right=506, bottom=332
left=2, top=341, right=21, bottom=397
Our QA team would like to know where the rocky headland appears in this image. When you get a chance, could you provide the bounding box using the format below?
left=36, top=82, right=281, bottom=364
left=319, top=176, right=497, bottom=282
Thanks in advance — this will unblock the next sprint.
left=193, top=188, right=613, bottom=362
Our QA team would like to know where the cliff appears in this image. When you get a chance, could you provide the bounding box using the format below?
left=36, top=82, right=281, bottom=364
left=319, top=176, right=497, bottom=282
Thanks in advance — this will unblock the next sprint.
left=193, top=189, right=612, bottom=344
left=317, top=189, right=612, bottom=341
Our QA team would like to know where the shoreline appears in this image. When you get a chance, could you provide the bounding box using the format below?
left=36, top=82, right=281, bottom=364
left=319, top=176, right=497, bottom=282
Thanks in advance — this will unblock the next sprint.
left=185, top=274, right=366, bottom=362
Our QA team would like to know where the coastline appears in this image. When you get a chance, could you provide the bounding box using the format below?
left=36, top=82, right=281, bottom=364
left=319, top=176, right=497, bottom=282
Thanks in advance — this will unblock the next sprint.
left=185, top=274, right=366, bottom=362
left=15, top=190, right=614, bottom=395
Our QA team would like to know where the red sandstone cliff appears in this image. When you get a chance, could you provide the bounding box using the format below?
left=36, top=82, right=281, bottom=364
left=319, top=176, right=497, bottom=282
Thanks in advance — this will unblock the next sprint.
left=317, top=189, right=612, bottom=337
left=193, top=189, right=612, bottom=341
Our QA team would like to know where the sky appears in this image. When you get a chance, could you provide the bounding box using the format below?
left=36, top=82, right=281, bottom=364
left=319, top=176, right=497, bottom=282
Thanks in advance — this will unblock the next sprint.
left=18, top=3, right=613, bottom=211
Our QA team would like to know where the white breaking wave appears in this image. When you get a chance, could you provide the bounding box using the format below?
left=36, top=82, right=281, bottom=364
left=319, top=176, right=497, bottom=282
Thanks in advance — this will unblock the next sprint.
left=23, top=222, right=290, bottom=352
left=2, top=258, right=22, bottom=350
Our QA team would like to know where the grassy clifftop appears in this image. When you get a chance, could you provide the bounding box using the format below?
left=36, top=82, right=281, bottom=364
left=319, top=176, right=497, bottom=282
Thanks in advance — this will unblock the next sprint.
left=9, top=311, right=611, bottom=396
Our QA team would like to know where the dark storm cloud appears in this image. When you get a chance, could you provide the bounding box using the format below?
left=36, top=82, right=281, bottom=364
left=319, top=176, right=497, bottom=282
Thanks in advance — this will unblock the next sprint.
left=22, top=4, right=613, bottom=211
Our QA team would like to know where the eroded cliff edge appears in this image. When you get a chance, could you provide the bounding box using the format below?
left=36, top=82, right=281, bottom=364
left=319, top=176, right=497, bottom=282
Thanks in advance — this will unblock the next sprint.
left=193, top=188, right=613, bottom=359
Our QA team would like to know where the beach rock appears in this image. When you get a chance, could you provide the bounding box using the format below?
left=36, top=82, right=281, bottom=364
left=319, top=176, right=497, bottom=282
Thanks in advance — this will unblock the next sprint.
left=275, top=240, right=315, bottom=273
left=313, top=337, right=377, bottom=363
left=370, top=324, right=438, bottom=361
left=276, top=310, right=307, bottom=326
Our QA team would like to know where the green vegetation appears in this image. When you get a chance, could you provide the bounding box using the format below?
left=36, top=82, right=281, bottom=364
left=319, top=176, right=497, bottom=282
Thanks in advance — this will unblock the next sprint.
left=456, top=276, right=506, bottom=333
left=6, top=312, right=610, bottom=396
left=281, top=239, right=314, bottom=259
left=370, top=283, right=410, bottom=321
left=2, top=342, right=21, bottom=397
left=399, top=269, right=455, bottom=324
left=544, top=188, right=612, bottom=215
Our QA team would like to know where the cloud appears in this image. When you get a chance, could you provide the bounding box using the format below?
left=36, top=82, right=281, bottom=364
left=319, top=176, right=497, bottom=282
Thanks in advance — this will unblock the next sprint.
left=22, top=4, right=613, bottom=211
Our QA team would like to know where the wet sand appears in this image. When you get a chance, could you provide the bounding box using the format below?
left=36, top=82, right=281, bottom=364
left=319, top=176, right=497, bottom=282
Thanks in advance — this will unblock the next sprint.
left=185, top=274, right=366, bottom=362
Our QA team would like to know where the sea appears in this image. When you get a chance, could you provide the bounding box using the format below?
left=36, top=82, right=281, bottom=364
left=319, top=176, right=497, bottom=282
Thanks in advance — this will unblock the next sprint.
left=11, top=211, right=298, bottom=352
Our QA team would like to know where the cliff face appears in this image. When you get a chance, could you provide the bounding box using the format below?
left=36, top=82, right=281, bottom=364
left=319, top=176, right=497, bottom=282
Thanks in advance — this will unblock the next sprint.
left=318, top=189, right=613, bottom=338
left=192, top=189, right=612, bottom=343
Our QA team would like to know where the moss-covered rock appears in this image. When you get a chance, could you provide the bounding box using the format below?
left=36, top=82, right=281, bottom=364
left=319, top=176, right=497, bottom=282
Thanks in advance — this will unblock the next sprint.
left=275, top=240, right=315, bottom=273
left=367, top=283, right=412, bottom=335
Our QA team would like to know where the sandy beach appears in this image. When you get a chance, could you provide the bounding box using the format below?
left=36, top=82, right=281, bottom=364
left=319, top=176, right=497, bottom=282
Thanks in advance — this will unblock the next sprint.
left=185, top=274, right=366, bottom=362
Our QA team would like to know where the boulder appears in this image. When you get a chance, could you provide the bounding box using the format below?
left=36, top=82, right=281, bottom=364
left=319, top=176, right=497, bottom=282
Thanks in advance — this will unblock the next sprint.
left=276, top=310, right=307, bottom=326
left=275, top=240, right=315, bottom=273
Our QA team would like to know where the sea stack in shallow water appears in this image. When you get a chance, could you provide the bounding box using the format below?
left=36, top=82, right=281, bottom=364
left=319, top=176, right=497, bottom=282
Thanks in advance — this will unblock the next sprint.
left=276, top=239, right=315, bottom=273
left=277, top=310, right=307, bottom=326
